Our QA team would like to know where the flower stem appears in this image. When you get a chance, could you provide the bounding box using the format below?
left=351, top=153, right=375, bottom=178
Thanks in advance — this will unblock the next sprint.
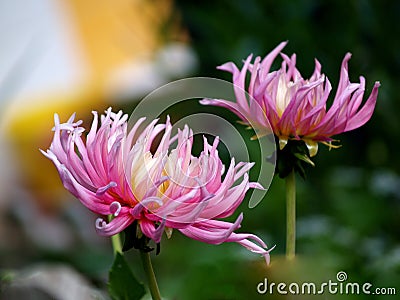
left=110, top=232, right=122, bottom=254
left=286, top=168, right=296, bottom=260
left=108, top=215, right=122, bottom=254
left=140, top=251, right=162, bottom=300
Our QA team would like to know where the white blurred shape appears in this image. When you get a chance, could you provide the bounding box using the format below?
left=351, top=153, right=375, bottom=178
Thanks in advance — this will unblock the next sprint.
left=370, top=170, right=400, bottom=199
left=157, top=42, right=198, bottom=77
left=0, top=0, right=87, bottom=129
left=106, top=42, right=198, bottom=100
left=2, top=265, right=108, bottom=300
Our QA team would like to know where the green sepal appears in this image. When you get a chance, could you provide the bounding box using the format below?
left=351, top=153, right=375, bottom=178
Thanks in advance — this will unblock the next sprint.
left=274, top=137, right=315, bottom=179
left=122, top=221, right=154, bottom=253
left=122, top=221, right=161, bottom=254
left=294, top=153, right=315, bottom=167
left=121, top=222, right=137, bottom=252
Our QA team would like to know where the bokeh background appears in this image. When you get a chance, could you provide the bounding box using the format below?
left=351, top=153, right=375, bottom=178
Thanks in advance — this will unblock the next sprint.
left=0, top=0, right=399, bottom=299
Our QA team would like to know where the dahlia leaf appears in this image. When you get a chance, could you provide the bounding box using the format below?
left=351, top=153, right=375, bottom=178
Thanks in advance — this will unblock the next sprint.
left=108, top=253, right=146, bottom=300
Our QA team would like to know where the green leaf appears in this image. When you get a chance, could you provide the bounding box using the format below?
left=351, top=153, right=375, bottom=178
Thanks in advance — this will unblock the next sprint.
left=108, top=252, right=146, bottom=300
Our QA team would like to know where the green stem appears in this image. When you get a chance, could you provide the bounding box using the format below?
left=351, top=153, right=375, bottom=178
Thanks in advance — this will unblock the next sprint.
left=108, top=215, right=122, bottom=254
left=286, top=168, right=296, bottom=260
left=140, top=251, right=162, bottom=300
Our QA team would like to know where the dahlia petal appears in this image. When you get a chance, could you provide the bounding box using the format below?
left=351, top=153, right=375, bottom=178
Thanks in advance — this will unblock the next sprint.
left=72, top=137, right=103, bottom=184
left=167, top=197, right=210, bottom=224
left=217, top=54, right=253, bottom=112
left=180, top=216, right=273, bottom=264
left=155, top=189, right=198, bottom=216
left=57, top=165, right=110, bottom=214
left=142, top=176, right=169, bottom=199
left=179, top=214, right=243, bottom=244
left=110, top=201, right=122, bottom=216
left=345, top=81, right=380, bottom=132
left=248, top=182, right=265, bottom=190
left=124, top=117, right=146, bottom=154
left=278, top=76, right=325, bottom=131
left=87, top=111, right=99, bottom=147
left=66, top=140, right=94, bottom=188
left=260, top=41, right=288, bottom=77
left=249, top=56, right=261, bottom=95
left=96, top=182, right=117, bottom=196
left=314, top=83, right=361, bottom=134
left=233, top=236, right=274, bottom=264
left=130, top=197, right=164, bottom=218
left=201, top=173, right=249, bottom=219
left=95, top=214, right=134, bottom=236
left=139, top=217, right=167, bottom=243
left=249, top=99, right=270, bottom=130
left=334, top=52, right=352, bottom=100
left=153, top=219, right=166, bottom=244
left=217, top=61, right=239, bottom=75
left=347, top=76, right=366, bottom=116
left=155, top=116, right=173, bottom=155
left=233, top=54, right=253, bottom=112
left=280, top=53, right=298, bottom=81
left=310, top=58, right=322, bottom=81
left=233, top=162, right=255, bottom=182
left=200, top=99, right=247, bottom=121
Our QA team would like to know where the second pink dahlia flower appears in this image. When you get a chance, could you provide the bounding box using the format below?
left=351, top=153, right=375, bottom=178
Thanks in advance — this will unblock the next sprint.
left=41, top=108, right=272, bottom=262
left=201, top=41, right=380, bottom=157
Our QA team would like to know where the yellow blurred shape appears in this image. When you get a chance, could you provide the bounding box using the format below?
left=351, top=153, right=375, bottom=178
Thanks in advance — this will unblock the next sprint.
left=68, top=0, right=180, bottom=81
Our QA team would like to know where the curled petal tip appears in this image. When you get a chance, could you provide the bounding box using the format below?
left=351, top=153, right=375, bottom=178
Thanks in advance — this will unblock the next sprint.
left=264, top=244, right=277, bottom=265
left=110, top=201, right=122, bottom=216
left=95, top=218, right=106, bottom=230
left=96, top=182, right=117, bottom=195
left=249, top=182, right=265, bottom=190
left=199, top=99, right=210, bottom=105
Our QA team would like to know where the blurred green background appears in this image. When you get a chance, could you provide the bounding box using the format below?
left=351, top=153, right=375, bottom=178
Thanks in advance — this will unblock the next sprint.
left=1, top=0, right=399, bottom=299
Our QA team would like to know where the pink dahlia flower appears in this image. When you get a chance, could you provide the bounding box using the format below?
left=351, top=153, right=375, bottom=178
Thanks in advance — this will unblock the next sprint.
left=201, top=41, right=380, bottom=156
left=41, top=108, right=273, bottom=262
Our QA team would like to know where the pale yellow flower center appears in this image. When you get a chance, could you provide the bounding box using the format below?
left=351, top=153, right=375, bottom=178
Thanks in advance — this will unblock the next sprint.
left=276, top=75, right=296, bottom=117
left=130, top=151, right=167, bottom=207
